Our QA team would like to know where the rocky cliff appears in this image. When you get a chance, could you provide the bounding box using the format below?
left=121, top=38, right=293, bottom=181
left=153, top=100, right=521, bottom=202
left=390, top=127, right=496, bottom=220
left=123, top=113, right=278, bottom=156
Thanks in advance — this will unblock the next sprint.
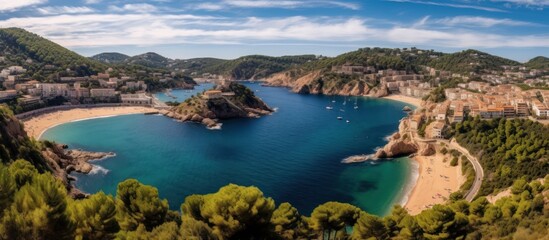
left=374, top=120, right=418, bottom=158
left=343, top=114, right=435, bottom=163
left=264, top=69, right=388, bottom=97
left=166, top=82, right=273, bottom=127
left=41, top=143, right=114, bottom=198
left=0, top=107, right=115, bottom=198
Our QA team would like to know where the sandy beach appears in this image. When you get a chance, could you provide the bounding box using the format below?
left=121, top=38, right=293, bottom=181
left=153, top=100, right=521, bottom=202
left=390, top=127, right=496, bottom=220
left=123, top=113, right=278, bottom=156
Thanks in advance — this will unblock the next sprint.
left=404, top=152, right=465, bottom=215
left=383, top=94, right=423, bottom=108
left=22, top=106, right=158, bottom=139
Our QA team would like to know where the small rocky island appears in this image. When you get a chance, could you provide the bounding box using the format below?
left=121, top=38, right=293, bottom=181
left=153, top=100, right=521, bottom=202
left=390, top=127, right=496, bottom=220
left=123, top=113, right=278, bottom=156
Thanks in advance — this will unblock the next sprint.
left=161, top=82, right=273, bottom=128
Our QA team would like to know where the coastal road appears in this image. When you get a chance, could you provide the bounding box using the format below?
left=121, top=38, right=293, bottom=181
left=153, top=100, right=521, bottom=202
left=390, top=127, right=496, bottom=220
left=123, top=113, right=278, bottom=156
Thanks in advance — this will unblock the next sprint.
left=447, top=139, right=484, bottom=201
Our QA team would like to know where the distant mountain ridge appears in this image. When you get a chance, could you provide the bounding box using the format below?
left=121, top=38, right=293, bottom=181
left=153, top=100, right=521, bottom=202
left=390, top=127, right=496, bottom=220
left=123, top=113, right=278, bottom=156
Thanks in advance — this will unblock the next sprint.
left=91, top=51, right=320, bottom=80
left=90, top=52, right=130, bottom=64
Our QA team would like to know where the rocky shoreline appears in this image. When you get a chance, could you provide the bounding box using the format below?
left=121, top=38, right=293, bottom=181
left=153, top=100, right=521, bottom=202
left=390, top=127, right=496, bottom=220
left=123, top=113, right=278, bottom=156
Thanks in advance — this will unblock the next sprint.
left=42, top=143, right=115, bottom=198
left=263, top=69, right=390, bottom=97
left=343, top=117, right=435, bottom=163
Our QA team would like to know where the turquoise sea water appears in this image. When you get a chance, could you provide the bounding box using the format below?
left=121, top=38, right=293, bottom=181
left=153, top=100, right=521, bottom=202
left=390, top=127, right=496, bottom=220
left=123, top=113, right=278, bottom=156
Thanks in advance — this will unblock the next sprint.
left=42, top=83, right=413, bottom=215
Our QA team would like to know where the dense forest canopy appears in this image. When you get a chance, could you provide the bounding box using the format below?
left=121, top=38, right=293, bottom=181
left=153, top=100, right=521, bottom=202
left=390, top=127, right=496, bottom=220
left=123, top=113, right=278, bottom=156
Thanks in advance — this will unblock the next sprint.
left=449, top=117, right=549, bottom=196
left=0, top=159, right=547, bottom=239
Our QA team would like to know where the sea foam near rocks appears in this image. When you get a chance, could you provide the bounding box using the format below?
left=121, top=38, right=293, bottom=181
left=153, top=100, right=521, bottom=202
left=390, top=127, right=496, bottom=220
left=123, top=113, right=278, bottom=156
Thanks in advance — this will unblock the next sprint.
left=89, top=165, right=109, bottom=175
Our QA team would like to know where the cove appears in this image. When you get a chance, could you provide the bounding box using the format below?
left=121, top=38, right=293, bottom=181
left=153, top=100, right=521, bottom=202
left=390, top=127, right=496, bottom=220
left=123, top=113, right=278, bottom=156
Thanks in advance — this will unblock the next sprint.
left=42, top=83, right=413, bottom=216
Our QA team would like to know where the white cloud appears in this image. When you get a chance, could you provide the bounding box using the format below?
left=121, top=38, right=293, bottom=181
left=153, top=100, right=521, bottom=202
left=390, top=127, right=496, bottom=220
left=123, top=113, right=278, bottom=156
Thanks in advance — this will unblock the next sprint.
left=223, top=0, right=304, bottom=8
left=195, top=3, right=224, bottom=10
left=430, top=16, right=537, bottom=27
left=194, top=0, right=360, bottom=10
left=0, top=0, right=47, bottom=12
left=109, top=4, right=158, bottom=13
left=0, top=13, right=547, bottom=49
left=387, top=0, right=507, bottom=12
left=385, top=27, right=549, bottom=48
left=37, top=6, right=95, bottom=15
left=492, top=0, right=549, bottom=6
left=84, top=0, right=101, bottom=4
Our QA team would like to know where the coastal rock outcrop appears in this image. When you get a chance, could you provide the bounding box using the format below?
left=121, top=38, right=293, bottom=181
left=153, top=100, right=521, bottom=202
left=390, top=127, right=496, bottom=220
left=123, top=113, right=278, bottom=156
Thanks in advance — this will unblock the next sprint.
left=265, top=69, right=374, bottom=96
left=166, top=82, right=273, bottom=127
left=344, top=116, right=424, bottom=163
left=367, top=83, right=389, bottom=98
left=418, top=143, right=436, bottom=156
left=40, top=143, right=114, bottom=198
left=43, top=143, right=114, bottom=175
left=374, top=131, right=418, bottom=158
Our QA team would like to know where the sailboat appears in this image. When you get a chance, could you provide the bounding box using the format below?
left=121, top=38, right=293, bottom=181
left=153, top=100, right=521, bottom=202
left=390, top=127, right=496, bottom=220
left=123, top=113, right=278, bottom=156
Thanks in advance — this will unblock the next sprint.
left=354, top=97, right=359, bottom=109
left=342, top=96, right=347, bottom=106
left=331, top=96, right=336, bottom=103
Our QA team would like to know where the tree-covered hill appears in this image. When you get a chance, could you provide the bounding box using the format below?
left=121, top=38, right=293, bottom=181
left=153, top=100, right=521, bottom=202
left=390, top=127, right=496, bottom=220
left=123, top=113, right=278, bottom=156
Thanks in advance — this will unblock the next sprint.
left=428, top=49, right=521, bottom=74
left=169, top=57, right=228, bottom=74
left=196, top=54, right=319, bottom=80
left=0, top=28, right=106, bottom=80
left=90, top=52, right=130, bottom=64
left=450, top=117, right=549, bottom=196
left=303, top=47, right=441, bottom=73
left=525, top=56, right=549, bottom=70
left=123, top=52, right=173, bottom=69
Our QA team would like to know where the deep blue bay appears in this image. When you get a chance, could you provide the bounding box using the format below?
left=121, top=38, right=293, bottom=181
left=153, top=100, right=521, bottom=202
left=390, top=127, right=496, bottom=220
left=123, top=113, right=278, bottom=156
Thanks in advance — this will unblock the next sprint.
left=42, top=83, right=414, bottom=215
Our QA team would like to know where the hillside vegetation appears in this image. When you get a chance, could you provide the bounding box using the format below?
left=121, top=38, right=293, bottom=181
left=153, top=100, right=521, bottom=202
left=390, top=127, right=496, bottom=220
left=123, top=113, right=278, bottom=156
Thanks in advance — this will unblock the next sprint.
left=450, top=117, right=549, bottom=196
left=196, top=55, right=319, bottom=80
left=90, top=52, right=130, bottom=64
left=123, top=52, right=172, bottom=69
left=0, top=28, right=106, bottom=80
left=525, top=56, right=549, bottom=70
left=429, top=49, right=520, bottom=74
left=0, top=107, right=48, bottom=171
left=0, top=157, right=547, bottom=239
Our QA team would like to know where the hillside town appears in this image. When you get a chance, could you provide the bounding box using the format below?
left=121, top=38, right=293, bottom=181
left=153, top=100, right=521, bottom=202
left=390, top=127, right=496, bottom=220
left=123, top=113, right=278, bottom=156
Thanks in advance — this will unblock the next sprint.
left=0, top=62, right=174, bottom=113
left=329, top=57, right=548, bottom=125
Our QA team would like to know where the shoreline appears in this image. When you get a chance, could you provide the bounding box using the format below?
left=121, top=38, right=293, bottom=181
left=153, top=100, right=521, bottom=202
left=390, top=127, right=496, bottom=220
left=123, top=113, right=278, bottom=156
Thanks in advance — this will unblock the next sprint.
left=22, top=106, right=158, bottom=139
left=382, top=94, right=422, bottom=108
left=396, top=157, right=420, bottom=207
left=403, top=152, right=465, bottom=215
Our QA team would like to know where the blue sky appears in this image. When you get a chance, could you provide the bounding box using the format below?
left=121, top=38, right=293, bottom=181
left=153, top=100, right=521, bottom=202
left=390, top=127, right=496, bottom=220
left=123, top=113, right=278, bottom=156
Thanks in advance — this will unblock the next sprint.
left=0, top=0, right=547, bottom=62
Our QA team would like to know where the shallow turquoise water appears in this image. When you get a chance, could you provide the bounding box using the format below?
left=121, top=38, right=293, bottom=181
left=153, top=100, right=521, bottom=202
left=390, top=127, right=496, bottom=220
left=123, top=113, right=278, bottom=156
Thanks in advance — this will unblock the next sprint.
left=42, top=83, right=412, bottom=215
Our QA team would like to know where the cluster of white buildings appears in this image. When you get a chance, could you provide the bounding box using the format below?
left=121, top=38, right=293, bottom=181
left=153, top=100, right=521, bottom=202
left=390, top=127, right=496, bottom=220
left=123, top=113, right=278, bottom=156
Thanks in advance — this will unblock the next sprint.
left=0, top=64, right=155, bottom=111
left=438, top=84, right=549, bottom=124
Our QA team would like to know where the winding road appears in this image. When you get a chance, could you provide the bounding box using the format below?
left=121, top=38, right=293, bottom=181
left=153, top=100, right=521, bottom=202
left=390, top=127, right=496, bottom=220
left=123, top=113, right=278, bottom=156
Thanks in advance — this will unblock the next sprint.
left=406, top=118, right=484, bottom=201
left=447, top=139, right=484, bottom=201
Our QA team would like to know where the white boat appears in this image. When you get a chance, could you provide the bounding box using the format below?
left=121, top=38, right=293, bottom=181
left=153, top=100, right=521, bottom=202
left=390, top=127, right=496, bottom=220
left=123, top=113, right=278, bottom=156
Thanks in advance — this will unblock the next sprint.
left=342, top=96, right=347, bottom=105
left=326, top=106, right=333, bottom=110
left=346, top=120, right=350, bottom=123
left=354, top=97, right=359, bottom=109
left=337, top=116, right=343, bottom=120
